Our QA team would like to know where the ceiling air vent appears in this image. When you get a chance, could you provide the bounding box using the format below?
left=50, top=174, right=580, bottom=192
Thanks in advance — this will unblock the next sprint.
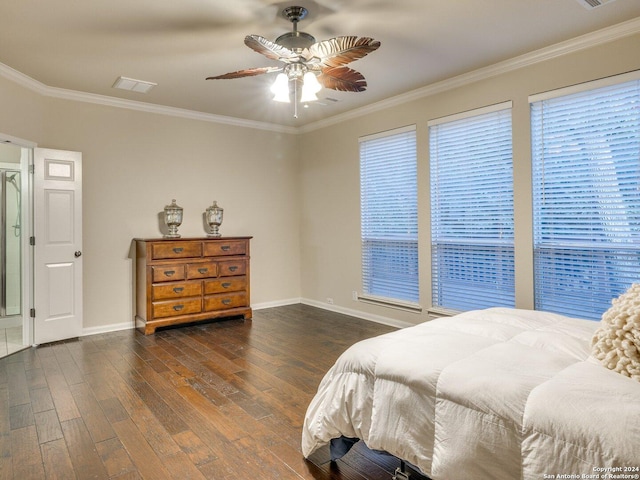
left=112, top=76, right=157, bottom=94
left=575, top=0, right=618, bottom=9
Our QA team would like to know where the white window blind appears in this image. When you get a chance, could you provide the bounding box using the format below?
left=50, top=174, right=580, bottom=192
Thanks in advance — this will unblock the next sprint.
left=429, top=103, right=514, bottom=312
left=531, top=78, right=640, bottom=320
left=360, top=126, right=418, bottom=304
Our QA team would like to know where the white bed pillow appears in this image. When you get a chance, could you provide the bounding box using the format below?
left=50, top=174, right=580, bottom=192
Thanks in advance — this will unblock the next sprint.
left=591, top=284, right=640, bottom=382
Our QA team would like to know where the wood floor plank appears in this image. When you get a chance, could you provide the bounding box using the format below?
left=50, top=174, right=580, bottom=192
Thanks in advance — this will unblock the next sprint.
left=70, top=382, right=117, bottom=443
left=61, top=417, right=109, bottom=479
left=40, top=437, right=75, bottom=480
left=161, top=450, right=207, bottom=480
left=8, top=403, right=33, bottom=431
left=111, top=418, right=173, bottom=480
left=171, top=430, right=217, bottom=467
left=24, top=367, right=47, bottom=391
left=95, top=437, right=137, bottom=478
left=33, top=409, right=63, bottom=444
left=40, top=360, right=81, bottom=423
left=28, top=387, right=54, bottom=414
left=0, top=304, right=431, bottom=480
left=0, top=432, right=12, bottom=480
left=6, top=363, right=29, bottom=407
left=10, top=425, right=45, bottom=479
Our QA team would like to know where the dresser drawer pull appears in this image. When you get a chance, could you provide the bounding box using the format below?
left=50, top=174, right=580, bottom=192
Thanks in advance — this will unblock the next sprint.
left=229, top=266, right=238, bottom=272
left=173, top=287, right=184, bottom=293
left=173, top=247, right=184, bottom=253
left=222, top=282, right=232, bottom=288
left=173, top=304, right=184, bottom=311
left=222, top=299, right=231, bottom=305
left=198, top=268, right=208, bottom=274
left=221, top=245, right=231, bottom=251
left=164, top=270, right=175, bottom=277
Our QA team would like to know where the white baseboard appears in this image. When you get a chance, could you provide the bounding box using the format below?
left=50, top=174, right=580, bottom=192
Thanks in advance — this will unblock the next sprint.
left=82, top=321, right=134, bottom=337
left=252, top=298, right=302, bottom=310
left=78, top=297, right=413, bottom=337
left=300, top=298, right=414, bottom=329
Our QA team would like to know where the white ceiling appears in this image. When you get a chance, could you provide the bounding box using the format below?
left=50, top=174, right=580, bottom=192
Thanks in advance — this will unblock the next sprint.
left=2, top=0, right=640, bottom=128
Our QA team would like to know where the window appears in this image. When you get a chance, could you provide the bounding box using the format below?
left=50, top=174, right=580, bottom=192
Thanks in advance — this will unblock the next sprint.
left=531, top=75, right=640, bottom=320
left=429, top=102, right=514, bottom=312
left=360, top=126, right=418, bottom=305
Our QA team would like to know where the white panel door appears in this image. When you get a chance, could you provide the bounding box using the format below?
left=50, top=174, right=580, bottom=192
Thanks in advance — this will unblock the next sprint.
left=34, top=148, right=82, bottom=344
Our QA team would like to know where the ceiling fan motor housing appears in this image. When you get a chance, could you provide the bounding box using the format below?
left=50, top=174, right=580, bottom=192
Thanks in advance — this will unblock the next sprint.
left=275, top=31, right=316, bottom=50
left=276, top=6, right=316, bottom=50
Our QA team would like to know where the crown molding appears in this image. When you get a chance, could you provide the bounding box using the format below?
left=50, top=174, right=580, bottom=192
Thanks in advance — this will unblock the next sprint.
left=1, top=16, right=639, bottom=136
left=0, top=63, right=298, bottom=135
left=299, top=16, right=640, bottom=133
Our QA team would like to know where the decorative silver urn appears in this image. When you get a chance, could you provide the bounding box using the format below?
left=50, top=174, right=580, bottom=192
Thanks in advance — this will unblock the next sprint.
left=206, top=200, right=224, bottom=237
left=163, top=199, right=183, bottom=238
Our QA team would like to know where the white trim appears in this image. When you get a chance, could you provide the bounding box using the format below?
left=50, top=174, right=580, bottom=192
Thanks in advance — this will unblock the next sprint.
left=78, top=298, right=302, bottom=335
left=358, top=124, right=416, bottom=143
left=0, top=63, right=297, bottom=135
left=357, top=294, right=423, bottom=313
left=252, top=298, right=301, bottom=310
left=428, top=306, right=462, bottom=318
left=301, top=297, right=416, bottom=329
left=1, top=17, right=638, bottom=134
left=428, top=101, right=513, bottom=127
left=300, top=16, right=640, bottom=133
left=77, top=297, right=415, bottom=335
left=81, top=321, right=134, bottom=336
left=0, top=132, right=37, bottom=148
left=528, top=68, right=640, bottom=103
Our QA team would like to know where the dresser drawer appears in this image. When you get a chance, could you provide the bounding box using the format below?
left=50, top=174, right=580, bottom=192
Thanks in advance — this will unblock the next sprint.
left=152, top=264, right=186, bottom=282
left=152, top=298, right=202, bottom=319
left=152, top=281, right=202, bottom=300
left=204, top=276, right=247, bottom=295
left=152, top=241, right=202, bottom=260
left=204, top=292, right=247, bottom=311
left=218, top=259, right=246, bottom=277
left=203, top=240, right=247, bottom=257
left=186, top=262, right=218, bottom=279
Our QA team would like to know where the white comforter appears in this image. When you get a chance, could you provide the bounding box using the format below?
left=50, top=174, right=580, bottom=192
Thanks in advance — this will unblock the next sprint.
left=302, top=308, right=640, bottom=480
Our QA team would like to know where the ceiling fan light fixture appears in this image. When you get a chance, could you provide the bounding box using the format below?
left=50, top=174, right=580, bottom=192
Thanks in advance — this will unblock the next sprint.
left=206, top=5, right=381, bottom=117
left=300, top=72, right=321, bottom=103
left=271, top=73, right=291, bottom=103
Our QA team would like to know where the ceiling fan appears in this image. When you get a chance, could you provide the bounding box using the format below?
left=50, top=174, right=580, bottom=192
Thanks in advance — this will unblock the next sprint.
left=206, top=5, right=381, bottom=117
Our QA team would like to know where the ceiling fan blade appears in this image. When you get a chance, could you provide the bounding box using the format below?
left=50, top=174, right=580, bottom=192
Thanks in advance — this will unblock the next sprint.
left=206, top=66, right=281, bottom=80
left=308, top=36, right=380, bottom=68
left=317, top=66, right=367, bottom=92
left=244, top=34, right=300, bottom=62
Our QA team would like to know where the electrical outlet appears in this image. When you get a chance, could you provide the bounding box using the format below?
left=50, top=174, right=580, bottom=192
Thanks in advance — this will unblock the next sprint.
left=326, top=297, right=334, bottom=304
left=352, top=291, right=358, bottom=301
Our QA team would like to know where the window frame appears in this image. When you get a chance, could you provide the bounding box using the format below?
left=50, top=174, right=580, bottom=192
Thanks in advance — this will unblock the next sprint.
left=428, top=101, right=515, bottom=314
left=359, top=125, right=420, bottom=310
left=530, top=72, right=640, bottom=320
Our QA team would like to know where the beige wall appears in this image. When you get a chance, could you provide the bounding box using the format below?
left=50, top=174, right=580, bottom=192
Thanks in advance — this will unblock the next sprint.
left=0, top=30, right=638, bottom=334
left=0, top=77, right=301, bottom=332
left=298, top=33, right=640, bottom=326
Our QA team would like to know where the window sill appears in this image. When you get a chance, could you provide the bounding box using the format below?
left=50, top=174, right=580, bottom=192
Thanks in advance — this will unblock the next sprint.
left=427, top=307, right=462, bottom=318
left=357, top=295, right=422, bottom=313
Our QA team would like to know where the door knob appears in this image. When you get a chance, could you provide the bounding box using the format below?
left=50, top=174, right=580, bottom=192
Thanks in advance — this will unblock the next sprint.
left=74, top=251, right=82, bottom=258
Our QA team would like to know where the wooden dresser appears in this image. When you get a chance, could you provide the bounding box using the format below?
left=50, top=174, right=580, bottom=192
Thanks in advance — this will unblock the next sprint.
left=134, top=237, right=252, bottom=334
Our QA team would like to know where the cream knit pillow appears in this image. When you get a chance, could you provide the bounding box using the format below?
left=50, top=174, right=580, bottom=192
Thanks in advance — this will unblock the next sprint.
left=591, top=284, right=640, bottom=382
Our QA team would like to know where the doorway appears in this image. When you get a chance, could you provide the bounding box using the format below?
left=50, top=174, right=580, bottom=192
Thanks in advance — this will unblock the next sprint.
left=0, top=142, right=30, bottom=358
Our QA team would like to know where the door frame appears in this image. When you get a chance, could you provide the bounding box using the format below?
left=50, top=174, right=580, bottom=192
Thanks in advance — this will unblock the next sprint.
left=0, top=132, right=36, bottom=348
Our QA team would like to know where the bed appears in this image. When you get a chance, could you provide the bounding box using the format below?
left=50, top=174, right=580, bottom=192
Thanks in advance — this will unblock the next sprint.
left=301, top=307, right=640, bottom=480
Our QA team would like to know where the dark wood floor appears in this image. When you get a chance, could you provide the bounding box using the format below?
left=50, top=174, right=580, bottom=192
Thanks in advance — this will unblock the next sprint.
left=0, top=304, right=429, bottom=479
